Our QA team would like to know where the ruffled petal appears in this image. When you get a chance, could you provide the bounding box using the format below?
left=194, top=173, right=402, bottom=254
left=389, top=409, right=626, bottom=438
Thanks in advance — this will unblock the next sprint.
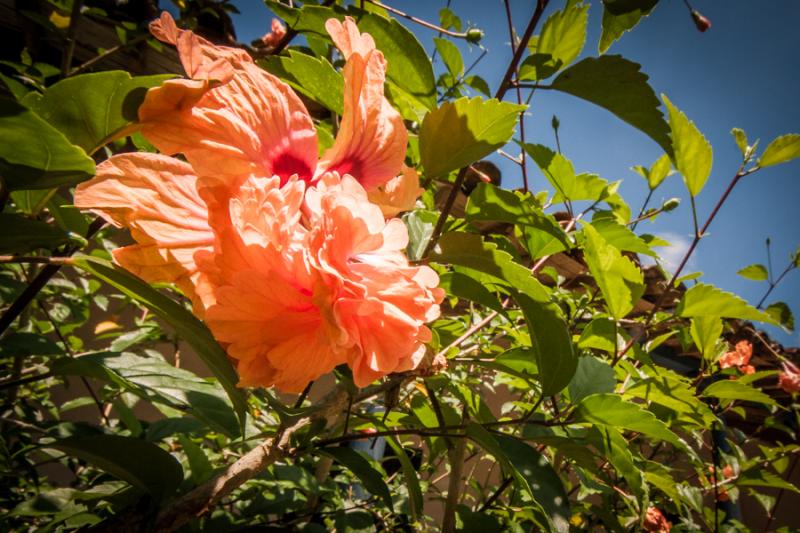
left=140, top=14, right=318, bottom=184
left=303, top=174, right=443, bottom=388
left=73, top=153, right=215, bottom=311
left=367, top=165, right=423, bottom=217
left=317, top=17, right=407, bottom=190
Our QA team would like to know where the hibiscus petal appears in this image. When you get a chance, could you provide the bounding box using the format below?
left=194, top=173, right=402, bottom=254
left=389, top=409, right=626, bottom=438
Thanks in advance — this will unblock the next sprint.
left=318, top=17, right=407, bottom=190
left=141, top=14, right=318, bottom=184
left=73, top=153, right=214, bottom=310
left=367, top=165, right=423, bottom=217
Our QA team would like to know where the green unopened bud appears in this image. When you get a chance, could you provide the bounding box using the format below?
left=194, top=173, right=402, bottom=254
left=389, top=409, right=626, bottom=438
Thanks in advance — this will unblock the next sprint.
left=662, top=198, right=680, bottom=212
left=551, top=115, right=560, bottom=130
left=465, top=28, right=484, bottom=43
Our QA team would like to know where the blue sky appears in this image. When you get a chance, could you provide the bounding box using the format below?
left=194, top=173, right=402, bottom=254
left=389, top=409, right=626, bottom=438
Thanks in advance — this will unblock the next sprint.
left=223, top=1, right=800, bottom=346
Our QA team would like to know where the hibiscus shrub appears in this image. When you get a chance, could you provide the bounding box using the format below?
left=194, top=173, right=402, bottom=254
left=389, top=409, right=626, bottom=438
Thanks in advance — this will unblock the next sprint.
left=1, top=1, right=799, bottom=532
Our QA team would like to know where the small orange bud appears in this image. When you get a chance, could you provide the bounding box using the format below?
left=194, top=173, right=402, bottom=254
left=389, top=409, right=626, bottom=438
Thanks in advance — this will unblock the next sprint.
left=691, top=10, right=712, bottom=32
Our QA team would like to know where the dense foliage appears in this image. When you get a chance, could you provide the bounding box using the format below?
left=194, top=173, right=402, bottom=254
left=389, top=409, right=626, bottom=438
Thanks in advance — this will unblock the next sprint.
left=1, top=1, right=799, bottom=532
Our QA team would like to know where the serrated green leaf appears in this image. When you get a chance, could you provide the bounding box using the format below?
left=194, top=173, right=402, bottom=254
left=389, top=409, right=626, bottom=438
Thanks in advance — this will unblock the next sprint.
left=23, top=71, right=172, bottom=155
left=758, top=133, right=800, bottom=168
left=731, top=127, right=749, bottom=157
left=0, top=213, right=70, bottom=254
left=690, top=316, right=723, bottom=363
left=434, top=38, right=463, bottom=77
left=586, top=425, right=646, bottom=502
left=662, top=94, right=713, bottom=197
left=420, top=97, right=524, bottom=178
left=320, top=447, right=392, bottom=509
left=676, top=283, right=778, bottom=325
left=520, top=2, right=589, bottom=81
left=0, top=98, right=95, bottom=190
left=737, top=263, right=769, bottom=281
left=70, top=256, right=248, bottom=432
left=702, top=380, right=776, bottom=406
left=598, top=0, right=658, bottom=54
left=259, top=51, right=343, bottom=114
left=51, top=435, right=183, bottom=502
left=569, top=356, right=615, bottom=402
left=765, top=301, right=794, bottom=332
left=580, top=224, right=645, bottom=319
left=591, top=218, right=656, bottom=257
left=550, top=56, right=671, bottom=155
left=572, top=393, right=686, bottom=449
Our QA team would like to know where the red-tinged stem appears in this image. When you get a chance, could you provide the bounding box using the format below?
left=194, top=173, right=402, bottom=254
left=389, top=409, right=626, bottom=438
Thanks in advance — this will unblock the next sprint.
left=364, top=0, right=470, bottom=38
left=495, top=0, right=550, bottom=99
left=502, top=0, right=530, bottom=192
left=612, top=165, right=754, bottom=366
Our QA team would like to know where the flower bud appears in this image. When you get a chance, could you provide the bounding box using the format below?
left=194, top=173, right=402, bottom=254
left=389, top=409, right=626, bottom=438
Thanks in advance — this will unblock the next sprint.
left=662, top=198, right=680, bottom=212
left=691, top=10, right=711, bottom=32
left=466, top=28, right=484, bottom=43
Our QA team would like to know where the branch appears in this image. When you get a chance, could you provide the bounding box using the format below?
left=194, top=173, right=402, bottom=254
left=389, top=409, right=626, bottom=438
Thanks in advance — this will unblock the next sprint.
left=364, top=0, right=471, bottom=38
left=153, top=387, right=350, bottom=532
left=494, top=0, right=550, bottom=100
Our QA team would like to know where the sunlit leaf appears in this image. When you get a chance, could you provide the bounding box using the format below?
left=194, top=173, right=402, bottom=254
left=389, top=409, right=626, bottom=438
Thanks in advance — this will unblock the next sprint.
left=690, top=315, right=723, bottom=363
left=520, top=2, right=589, bottom=81
left=758, top=133, right=800, bottom=168
left=420, top=97, right=525, bottom=177
left=631, top=153, right=672, bottom=190
left=731, top=127, right=749, bottom=157
left=702, top=380, right=777, bottom=406
left=598, top=0, right=658, bottom=54
left=0, top=98, right=95, bottom=190
left=259, top=51, right=343, bottom=114
left=580, top=224, right=645, bottom=319
left=765, top=301, right=794, bottom=332
left=569, top=356, right=615, bottom=402
left=434, top=38, right=464, bottom=77
left=736, top=264, right=769, bottom=281
left=23, top=71, right=172, bottom=155
left=676, top=283, right=778, bottom=325
left=663, top=94, right=713, bottom=197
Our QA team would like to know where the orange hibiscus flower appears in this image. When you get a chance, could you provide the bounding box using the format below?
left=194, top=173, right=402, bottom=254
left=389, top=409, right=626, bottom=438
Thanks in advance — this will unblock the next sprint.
left=75, top=13, right=442, bottom=392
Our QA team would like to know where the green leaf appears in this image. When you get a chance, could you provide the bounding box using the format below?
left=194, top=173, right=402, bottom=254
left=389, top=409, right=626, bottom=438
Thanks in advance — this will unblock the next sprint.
left=702, top=380, right=776, bottom=406
left=320, top=447, right=393, bottom=509
left=676, top=283, right=778, bottom=325
left=466, top=425, right=570, bottom=532
left=631, top=153, right=672, bottom=190
left=23, top=71, right=173, bottom=155
left=419, top=97, right=525, bottom=177
left=439, top=7, right=462, bottom=32
left=0, top=332, right=63, bottom=357
left=738, top=468, right=800, bottom=494
left=758, top=133, right=800, bottom=168
left=523, top=144, right=579, bottom=201
left=587, top=426, right=646, bottom=502
left=662, top=94, right=713, bottom=197
left=578, top=317, right=617, bottom=353
left=70, top=256, right=248, bottom=432
left=623, top=369, right=716, bottom=427
left=0, top=98, right=95, bottom=190
left=52, top=351, right=241, bottom=438
left=516, top=291, right=577, bottom=396
left=51, top=435, right=183, bottom=502
left=383, top=436, right=423, bottom=520
left=580, top=224, right=645, bottom=319
left=569, top=356, right=615, bottom=403
left=572, top=393, right=686, bottom=449
left=177, top=434, right=214, bottom=484
left=259, top=51, right=343, bottom=115
left=430, top=233, right=575, bottom=394
left=464, top=182, right=569, bottom=252
left=0, top=213, right=69, bottom=254
left=550, top=56, right=672, bottom=155
left=765, top=301, right=794, bottom=332
left=591, top=218, right=656, bottom=257
left=434, top=38, right=464, bottom=77
left=439, top=272, right=505, bottom=314
left=598, top=0, right=658, bottom=54
left=731, top=127, right=749, bottom=157
left=520, top=2, right=589, bottom=81
left=737, top=264, right=769, bottom=281
left=690, top=316, right=723, bottom=363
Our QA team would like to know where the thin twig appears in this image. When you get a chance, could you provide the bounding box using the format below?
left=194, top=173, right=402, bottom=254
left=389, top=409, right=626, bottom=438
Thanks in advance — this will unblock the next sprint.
left=363, top=0, right=470, bottom=38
